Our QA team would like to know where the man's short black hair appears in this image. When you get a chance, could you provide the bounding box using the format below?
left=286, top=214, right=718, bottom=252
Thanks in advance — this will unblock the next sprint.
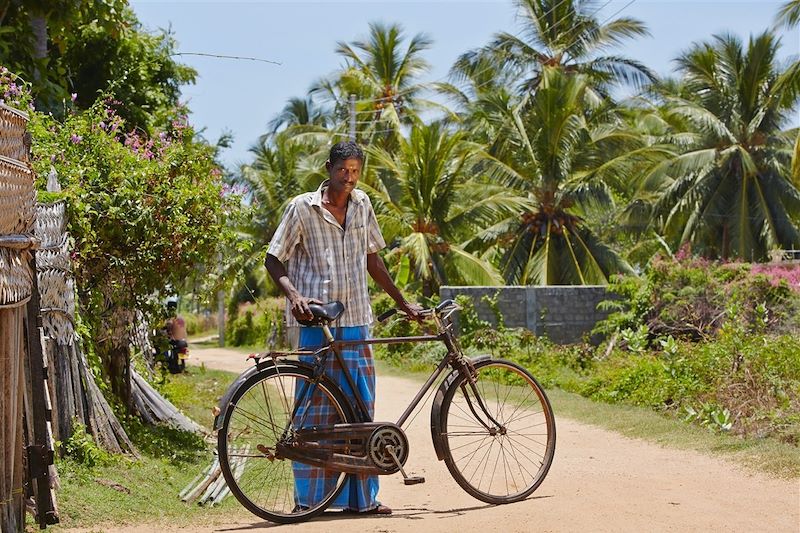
left=329, top=141, right=364, bottom=164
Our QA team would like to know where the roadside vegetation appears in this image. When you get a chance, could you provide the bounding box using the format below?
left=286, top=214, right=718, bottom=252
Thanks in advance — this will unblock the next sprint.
left=52, top=366, right=244, bottom=530
left=371, top=254, right=800, bottom=477
left=1, top=0, right=798, bottom=528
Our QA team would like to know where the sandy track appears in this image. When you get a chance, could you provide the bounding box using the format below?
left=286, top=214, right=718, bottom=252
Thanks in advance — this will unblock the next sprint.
left=76, top=347, right=800, bottom=532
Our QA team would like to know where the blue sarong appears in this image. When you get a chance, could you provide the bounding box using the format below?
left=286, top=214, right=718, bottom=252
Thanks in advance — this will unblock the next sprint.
left=292, top=325, right=380, bottom=512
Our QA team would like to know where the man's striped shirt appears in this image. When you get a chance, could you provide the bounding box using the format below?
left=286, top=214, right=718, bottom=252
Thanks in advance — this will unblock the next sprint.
left=267, top=180, right=386, bottom=327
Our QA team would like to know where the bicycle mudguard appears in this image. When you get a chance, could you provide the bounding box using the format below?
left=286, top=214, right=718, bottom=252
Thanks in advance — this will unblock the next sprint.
left=429, top=354, right=492, bottom=461
left=212, top=358, right=315, bottom=431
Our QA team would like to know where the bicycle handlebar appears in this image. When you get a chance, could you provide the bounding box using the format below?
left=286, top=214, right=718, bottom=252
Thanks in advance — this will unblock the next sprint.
left=376, top=299, right=458, bottom=323
left=375, top=308, right=398, bottom=322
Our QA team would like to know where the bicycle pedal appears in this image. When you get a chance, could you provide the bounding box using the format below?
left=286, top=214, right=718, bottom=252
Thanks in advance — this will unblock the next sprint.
left=404, top=476, right=425, bottom=485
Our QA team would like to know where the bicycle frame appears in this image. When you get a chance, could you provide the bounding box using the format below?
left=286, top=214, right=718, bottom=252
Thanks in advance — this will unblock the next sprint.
left=322, top=326, right=460, bottom=427
left=253, top=306, right=506, bottom=477
left=266, top=325, right=460, bottom=430
left=217, top=302, right=558, bottom=521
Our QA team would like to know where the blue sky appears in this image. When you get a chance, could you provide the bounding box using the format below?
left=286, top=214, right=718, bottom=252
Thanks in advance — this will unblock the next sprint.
left=129, top=1, right=800, bottom=169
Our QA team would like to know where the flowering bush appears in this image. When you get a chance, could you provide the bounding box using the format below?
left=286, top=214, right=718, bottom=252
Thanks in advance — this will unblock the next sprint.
left=26, top=89, right=241, bottom=404
left=596, top=255, right=800, bottom=342
left=0, top=66, right=33, bottom=111
left=751, top=264, right=800, bottom=292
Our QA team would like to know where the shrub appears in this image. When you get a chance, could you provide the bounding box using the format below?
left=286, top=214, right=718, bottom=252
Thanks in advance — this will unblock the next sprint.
left=226, top=301, right=286, bottom=349
left=596, top=256, right=800, bottom=344
left=62, top=423, right=112, bottom=468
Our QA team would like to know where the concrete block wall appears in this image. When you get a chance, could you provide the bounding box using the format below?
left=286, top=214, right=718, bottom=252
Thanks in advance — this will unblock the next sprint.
left=440, top=285, right=614, bottom=344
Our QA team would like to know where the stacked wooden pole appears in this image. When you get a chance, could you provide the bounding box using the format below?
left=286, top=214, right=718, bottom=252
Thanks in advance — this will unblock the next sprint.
left=130, top=368, right=203, bottom=434
left=180, top=446, right=248, bottom=506
left=33, top=176, right=135, bottom=455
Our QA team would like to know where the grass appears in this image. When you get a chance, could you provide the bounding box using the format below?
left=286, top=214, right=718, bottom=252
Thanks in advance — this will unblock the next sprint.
left=160, top=365, right=234, bottom=429
left=51, top=367, right=247, bottom=531
left=546, top=387, right=800, bottom=479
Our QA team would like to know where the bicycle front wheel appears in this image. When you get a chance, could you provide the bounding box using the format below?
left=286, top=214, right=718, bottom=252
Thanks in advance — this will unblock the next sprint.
left=439, top=359, right=556, bottom=504
left=218, top=364, right=354, bottom=523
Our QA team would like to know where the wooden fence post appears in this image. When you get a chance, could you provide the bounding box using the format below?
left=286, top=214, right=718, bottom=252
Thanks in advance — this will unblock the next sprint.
left=0, top=101, right=59, bottom=530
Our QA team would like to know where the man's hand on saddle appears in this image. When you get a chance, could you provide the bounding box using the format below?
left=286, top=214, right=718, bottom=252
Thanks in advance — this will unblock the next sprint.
left=290, top=295, right=323, bottom=322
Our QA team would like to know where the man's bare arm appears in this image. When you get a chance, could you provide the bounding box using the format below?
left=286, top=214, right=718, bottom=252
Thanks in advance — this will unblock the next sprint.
left=265, top=253, right=319, bottom=321
left=366, top=253, right=423, bottom=319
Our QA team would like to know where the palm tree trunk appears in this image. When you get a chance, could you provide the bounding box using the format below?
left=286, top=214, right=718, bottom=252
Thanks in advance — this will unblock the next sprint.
left=100, top=305, right=133, bottom=411
left=28, top=10, right=47, bottom=77
left=721, top=223, right=730, bottom=260
left=0, top=1, right=12, bottom=27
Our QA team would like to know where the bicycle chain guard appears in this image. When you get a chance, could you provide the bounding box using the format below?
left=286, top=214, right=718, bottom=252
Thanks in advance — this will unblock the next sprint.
left=278, top=422, right=409, bottom=476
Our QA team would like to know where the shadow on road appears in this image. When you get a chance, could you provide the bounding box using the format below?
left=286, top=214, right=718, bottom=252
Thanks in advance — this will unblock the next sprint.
left=215, top=496, right=554, bottom=530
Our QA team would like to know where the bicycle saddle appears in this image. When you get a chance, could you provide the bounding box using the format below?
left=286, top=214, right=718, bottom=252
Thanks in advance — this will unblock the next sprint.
left=297, top=301, right=345, bottom=326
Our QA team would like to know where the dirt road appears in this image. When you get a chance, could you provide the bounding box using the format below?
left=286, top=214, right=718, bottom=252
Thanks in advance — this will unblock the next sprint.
left=107, top=347, right=800, bottom=532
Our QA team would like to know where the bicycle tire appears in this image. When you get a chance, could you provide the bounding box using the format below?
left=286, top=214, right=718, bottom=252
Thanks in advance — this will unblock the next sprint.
left=439, top=359, right=556, bottom=504
left=218, top=363, right=356, bottom=523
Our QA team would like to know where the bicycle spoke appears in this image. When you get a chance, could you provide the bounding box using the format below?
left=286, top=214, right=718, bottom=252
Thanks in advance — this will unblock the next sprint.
left=504, top=433, right=547, bottom=462
left=501, top=435, right=538, bottom=481
left=231, top=404, right=284, bottom=436
left=220, top=369, right=350, bottom=522
left=442, top=361, right=554, bottom=504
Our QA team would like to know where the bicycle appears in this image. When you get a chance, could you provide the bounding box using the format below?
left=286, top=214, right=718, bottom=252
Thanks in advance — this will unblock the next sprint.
left=214, top=299, right=556, bottom=523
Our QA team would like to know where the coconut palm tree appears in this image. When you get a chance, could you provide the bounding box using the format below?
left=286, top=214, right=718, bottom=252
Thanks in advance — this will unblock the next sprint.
left=454, top=0, right=655, bottom=98
left=641, top=31, right=800, bottom=260
left=311, top=22, right=435, bottom=144
left=776, top=0, right=800, bottom=28
left=436, top=53, right=519, bottom=153
left=366, top=121, right=529, bottom=295
left=267, top=96, right=331, bottom=133
left=476, top=67, right=646, bottom=284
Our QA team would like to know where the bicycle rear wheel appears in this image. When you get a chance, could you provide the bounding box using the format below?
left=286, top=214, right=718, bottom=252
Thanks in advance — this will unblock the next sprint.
left=218, top=364, right=354, bottom=523
left=439, top=359, right=556, bottom=504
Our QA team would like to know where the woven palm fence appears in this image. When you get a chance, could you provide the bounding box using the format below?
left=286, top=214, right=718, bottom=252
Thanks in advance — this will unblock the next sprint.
left=34, top=196, right=135, bottom=454
left=0, top=102, right=58, bottom=531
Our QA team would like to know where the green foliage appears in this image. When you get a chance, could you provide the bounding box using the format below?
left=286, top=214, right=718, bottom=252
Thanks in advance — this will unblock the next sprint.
left=181, top=311, right=217, bottom=337
left=62, top=422, right=112, bottom=468
left=226, top=302, right=286, bottom=349
left=0, top=65, right=34, bottom=110
left=684, top=403, right=733, bottom=432
left=123, top=415, right=206, bottom=464
left=0, top=2, right=195, bottom=129
left=54, top=367, right=243, bottom=528
left=453, top=294, right=491, bottom=336
left=21, top=87, right=238, bottom=404
left=642, top=32, right=800, bottom=260
left=376, top=287, right=799, bottom=443
left=596, top=255, right=800, bottom=344
left=619, top=324, right=650, bottom=353
left=366, top=122, right=506, bottom=295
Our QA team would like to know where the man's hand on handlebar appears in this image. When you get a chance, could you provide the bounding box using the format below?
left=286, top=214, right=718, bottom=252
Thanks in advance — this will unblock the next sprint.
left=399, top=301, right=425, bottom=322
left=377, top=299, right=459, bottom=323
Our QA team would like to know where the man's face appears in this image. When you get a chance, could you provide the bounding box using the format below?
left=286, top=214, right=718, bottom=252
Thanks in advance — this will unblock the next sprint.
left=326, top=157, right=362, bottom=194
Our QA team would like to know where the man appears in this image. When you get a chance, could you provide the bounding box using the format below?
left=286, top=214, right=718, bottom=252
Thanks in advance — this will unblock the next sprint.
left=165, top=299, right=188, bottom=373
left=265, top=141, right=421, bottom=515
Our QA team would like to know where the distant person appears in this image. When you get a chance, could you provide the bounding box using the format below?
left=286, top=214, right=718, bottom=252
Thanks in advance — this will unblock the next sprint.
left=165, top=299, right=188, bottom=373
left=265, top=141, right=422, bottom=515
